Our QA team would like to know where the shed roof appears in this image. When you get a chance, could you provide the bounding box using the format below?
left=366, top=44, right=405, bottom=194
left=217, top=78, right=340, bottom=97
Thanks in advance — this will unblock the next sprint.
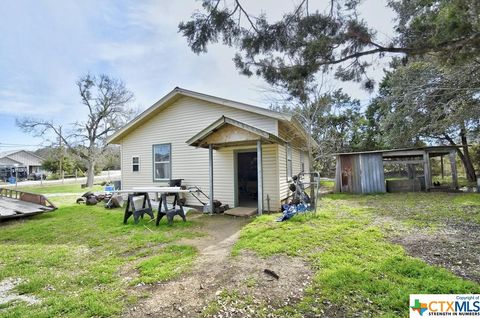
left=333, top=145, right=462, bottom=156
left=187, top=116, right=286, bottom=149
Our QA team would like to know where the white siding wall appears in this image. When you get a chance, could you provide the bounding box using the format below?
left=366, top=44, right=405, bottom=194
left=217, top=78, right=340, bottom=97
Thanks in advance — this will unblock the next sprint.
left=120, top=96, right=279, bottom=207
left=2, top=151, right=43, bottom=173
left=6, top=151, right=42, bottom=167
left=261, top=144, right=279, bottom=211
left=278, top=144, right=288, bottom=200
left=212, top=144, right=279, bottom=209
left=277, top=120, right=312, bottom=204
left=0, top=157, right=21, bottom=165
left=278, top=144, right=310, bottom=203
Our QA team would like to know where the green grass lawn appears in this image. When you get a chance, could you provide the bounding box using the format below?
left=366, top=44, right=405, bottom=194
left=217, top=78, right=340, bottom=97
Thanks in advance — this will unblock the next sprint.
left=231, top=192, right=480, bottom=317
left=2, top=191, right=479, bottom=317
left=15, top=183, right=103, bottom=194
left=432, top=175, right=477, bottom=188
left=0, top=196, right=202, bottom=318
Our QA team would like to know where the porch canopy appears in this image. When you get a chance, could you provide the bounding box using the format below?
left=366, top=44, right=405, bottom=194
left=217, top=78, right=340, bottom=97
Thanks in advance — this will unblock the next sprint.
left=186, top=116, right=286, bottom=214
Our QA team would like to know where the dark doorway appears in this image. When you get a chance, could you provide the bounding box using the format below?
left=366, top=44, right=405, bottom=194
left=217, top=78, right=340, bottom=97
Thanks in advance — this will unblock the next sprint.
left=237, top=151, right=257, bottom=207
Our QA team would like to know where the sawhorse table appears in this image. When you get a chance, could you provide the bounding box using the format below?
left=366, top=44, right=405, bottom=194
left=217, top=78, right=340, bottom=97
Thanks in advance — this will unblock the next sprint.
left=117, top=187, right=198, bottom=225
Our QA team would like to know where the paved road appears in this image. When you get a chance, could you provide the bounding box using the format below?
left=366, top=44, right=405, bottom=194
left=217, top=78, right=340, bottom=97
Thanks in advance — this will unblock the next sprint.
left=1, top=170, right=121, bottom=187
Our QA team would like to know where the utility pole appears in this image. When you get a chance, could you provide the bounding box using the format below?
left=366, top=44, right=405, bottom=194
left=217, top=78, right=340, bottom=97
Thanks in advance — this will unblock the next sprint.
left=59, top=126, right=64, bottom=184
left=14, top=164, right=18, bottom=190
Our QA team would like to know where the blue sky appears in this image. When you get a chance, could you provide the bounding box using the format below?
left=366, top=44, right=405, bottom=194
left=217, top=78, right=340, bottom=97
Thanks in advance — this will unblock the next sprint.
left=0, top=0, right=395, bottom=152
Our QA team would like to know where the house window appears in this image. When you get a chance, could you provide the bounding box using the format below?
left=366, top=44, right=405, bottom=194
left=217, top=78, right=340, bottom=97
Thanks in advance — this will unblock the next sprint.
left=300, top=151, right=305, bottom=172
left=132, top=156, right=140, bottom=172
left=286, top=144, right=292, bottom=180
left=153, top=144, right=171, bottom=180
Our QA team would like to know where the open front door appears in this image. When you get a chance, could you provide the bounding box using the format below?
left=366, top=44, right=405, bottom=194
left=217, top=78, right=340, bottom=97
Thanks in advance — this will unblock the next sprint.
left=236, top=151, right=258, bottom=207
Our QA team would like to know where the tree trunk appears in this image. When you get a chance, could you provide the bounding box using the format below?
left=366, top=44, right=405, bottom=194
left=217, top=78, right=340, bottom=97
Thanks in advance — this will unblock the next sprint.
left=307, top=122, right=316, bottom=210
left=459, top=128, right=477, bottom=182
left=444, top=132, right=477, bottom=182
left=86, top=159, right=95, bottom=187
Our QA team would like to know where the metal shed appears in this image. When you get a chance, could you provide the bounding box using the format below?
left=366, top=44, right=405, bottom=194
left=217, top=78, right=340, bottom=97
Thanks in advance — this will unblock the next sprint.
left=334, top=146, right=460, bottom=194
left=334, top=152, right=385, bottom=194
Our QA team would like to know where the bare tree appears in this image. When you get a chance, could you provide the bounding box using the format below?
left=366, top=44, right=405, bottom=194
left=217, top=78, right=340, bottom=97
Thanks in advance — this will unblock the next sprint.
left=17, top=74, right=135, bottom=187
left=267, top=80, right=336, bottom=207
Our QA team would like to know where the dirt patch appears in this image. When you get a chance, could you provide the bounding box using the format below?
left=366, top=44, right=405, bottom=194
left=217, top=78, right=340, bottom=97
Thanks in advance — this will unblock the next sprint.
left=390, top=221, right=480, bottom=283
left=123, top=214, right=312, bottom=318
left=0, top=278, right=40, bottom=306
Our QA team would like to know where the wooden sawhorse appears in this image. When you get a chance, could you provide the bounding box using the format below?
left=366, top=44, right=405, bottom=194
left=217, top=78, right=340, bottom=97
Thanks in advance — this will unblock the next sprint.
left=123, top=192, right=155, bottom=224
left=156, top=193, right=186, bottom=226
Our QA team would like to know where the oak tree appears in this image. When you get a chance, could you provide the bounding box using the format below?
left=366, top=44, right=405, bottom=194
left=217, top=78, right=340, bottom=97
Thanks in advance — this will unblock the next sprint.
left=179, top=0, right=479, bottom=99
left=17, top=74, right=134, bottom=187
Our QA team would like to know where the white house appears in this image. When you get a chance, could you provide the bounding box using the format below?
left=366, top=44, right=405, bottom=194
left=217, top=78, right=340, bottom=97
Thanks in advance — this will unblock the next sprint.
left=107, top=87, right=315, bottom=212
left=0, top=150, right=44, bottom=174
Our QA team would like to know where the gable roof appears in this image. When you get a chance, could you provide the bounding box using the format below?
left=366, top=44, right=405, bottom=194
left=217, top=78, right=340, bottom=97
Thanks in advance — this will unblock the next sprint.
left=0, top=157, right=23, bottom=165
left=107, top=87, right=295, bottom=144
left=187, top=116, right=286, bottom=148
left=0, top=150, right=44, bottom=162
left=0, top=150, right=18, bottom=158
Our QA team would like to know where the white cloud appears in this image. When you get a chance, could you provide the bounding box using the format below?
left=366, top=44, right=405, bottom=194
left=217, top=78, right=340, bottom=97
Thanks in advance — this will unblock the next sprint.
left=0, top=0, right=398, bottom=131
left=96, top=42, right=150, bottom=62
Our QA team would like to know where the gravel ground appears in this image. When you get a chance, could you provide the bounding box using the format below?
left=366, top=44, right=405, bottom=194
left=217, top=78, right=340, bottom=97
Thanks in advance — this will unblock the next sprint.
left=390, top=221, right=480, bottom=283
left=0, top=278, right=40, bottom=306
left=123, top=214, right=312, bottom=318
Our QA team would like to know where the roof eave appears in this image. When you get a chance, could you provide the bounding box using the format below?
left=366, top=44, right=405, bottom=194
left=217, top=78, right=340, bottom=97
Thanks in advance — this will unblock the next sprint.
left=107, top=87, right=292, bottom=144
left=186, top=116, right=286, bottom=148
left=289, top=117, right=319, bottom=148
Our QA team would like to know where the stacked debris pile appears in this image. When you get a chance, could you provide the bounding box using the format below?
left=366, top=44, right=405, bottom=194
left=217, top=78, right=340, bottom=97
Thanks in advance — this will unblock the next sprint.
left=76, top=191, right=124, bottom=208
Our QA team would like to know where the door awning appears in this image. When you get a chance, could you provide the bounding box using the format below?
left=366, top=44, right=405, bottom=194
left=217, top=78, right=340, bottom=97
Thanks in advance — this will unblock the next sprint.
left=186, top=116, right=286, bottom=149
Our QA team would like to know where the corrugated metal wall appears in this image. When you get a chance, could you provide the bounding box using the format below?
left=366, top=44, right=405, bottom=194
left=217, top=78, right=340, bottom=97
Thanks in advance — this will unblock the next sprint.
left=359, top=153, right=386, bottom=193
left=335, top=153, right=386, bottom=194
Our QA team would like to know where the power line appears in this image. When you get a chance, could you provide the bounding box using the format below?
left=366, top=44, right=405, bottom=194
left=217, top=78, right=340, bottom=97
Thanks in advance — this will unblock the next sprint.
left=0, top=142, right=43, bottom=147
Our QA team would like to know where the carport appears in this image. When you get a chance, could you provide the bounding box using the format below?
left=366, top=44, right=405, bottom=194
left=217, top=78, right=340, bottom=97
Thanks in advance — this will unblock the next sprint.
left=334, top=146, right=460, bottom=194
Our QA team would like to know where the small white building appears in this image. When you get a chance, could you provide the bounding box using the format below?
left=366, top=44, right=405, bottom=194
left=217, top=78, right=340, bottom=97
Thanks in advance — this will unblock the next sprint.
left=0, top=150, right=44, bottom=174
left=107, top=87, right=315, bottom=212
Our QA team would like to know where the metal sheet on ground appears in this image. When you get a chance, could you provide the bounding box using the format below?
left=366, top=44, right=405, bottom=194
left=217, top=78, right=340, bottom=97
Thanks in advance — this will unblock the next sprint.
left=0, top=197, right=49, bottom=218
left=0, top=188, right=56, bottom=220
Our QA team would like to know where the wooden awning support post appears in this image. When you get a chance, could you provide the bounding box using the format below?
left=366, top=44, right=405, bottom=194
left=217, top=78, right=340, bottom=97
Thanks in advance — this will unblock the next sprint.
left=449, top=150, right=458, bottom=190
left=423, top=152, right=431, bottom=191
left=209, top=144, right=214, bottom=214
left=440, top=155, right=445, bottom=179
left=257, top=140, right=263, bottom=215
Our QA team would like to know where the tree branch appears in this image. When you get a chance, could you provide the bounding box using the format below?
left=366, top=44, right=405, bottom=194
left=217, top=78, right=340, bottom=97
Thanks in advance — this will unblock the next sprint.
left=234, top=0, right=259, bottom=33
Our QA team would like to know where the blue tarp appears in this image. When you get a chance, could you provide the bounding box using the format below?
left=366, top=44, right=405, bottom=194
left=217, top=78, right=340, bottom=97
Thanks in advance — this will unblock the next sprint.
left=277, top=203, right=309, bottom=222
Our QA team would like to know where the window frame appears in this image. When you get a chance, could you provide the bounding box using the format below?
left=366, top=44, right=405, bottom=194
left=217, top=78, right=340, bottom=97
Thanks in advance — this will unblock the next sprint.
left=152, top=143, right=172, bottom=181
left=132, top=156, right=140, bottom=173
left=286, top=143, right=293, bottom=181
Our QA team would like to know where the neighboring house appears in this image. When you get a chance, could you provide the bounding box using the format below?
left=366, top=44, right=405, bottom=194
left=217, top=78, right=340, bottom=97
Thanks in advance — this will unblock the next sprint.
left=0, top=150, right=44, bottom=174
left=107, top=87, right=316, bottom=212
